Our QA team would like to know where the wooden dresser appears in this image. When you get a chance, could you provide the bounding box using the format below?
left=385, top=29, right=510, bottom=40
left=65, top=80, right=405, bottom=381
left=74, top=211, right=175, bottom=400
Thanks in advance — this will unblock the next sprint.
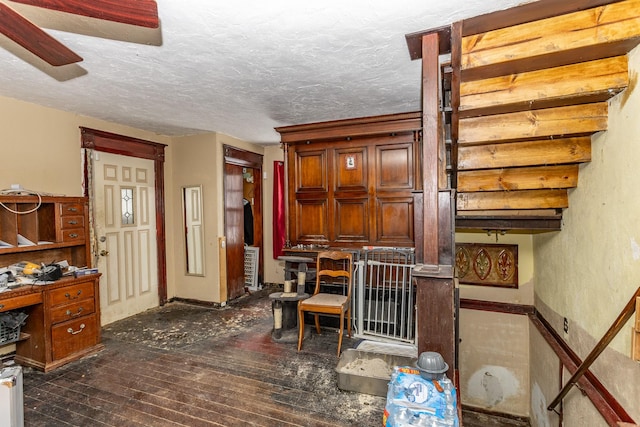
left=0, top=195, right=103, bottom=371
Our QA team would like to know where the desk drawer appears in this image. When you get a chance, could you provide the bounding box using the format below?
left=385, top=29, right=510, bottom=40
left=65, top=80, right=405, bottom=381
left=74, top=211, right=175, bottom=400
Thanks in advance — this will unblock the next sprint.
left=51, top=314, right=99, bottom=361
left=49, top=299, right=95, bottom=325
left=60, top=215, right=85, bottom=230
left=61, top=228, right=85, bottom=243
left=60, top=202, right=84, bottom=216
left=48, top=281, right=95, bottom=307
left=0, top=292, right=42, bottom=312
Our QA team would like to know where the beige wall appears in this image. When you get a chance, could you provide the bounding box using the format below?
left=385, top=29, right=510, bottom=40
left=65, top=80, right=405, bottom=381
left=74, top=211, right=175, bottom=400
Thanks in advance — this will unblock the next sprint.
left=456, top=232, right=534, bottom=417
left=170, top=133, right=219, bottom=302
left=0, top=95, right=176, bottom=352
left=0, top=94, right=281, bottom=308
left=532, top=45, right=640, bottom=426
left=0, top=96, right=171, bottom=195
left=170, top=133, right=269, bottom=303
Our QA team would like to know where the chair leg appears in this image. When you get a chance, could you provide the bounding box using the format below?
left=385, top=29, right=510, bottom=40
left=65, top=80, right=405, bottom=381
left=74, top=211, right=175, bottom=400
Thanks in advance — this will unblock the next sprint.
left=297, top=307, right=304, bottom=352
left=337, top=311, right=345, bottom=356
left=314, top=314, right=321, bottom=334
left=347, top=307, right=351, bottom=338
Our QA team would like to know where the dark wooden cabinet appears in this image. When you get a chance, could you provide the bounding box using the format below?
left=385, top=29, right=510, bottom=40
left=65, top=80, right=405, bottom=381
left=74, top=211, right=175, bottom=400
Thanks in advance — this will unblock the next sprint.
left=276, top=112, right=422, bottom=248
left=0, top=195, right=102, bottom=372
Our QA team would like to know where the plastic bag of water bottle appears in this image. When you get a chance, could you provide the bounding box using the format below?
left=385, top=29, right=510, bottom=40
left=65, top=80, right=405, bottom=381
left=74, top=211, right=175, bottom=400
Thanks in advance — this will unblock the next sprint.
left=382, top=367, right=458, bottom=427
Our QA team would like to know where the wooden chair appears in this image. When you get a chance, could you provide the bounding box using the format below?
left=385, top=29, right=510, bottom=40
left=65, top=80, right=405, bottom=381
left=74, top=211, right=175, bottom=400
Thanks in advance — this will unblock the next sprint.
left=297, top=250, right=354, bottom=356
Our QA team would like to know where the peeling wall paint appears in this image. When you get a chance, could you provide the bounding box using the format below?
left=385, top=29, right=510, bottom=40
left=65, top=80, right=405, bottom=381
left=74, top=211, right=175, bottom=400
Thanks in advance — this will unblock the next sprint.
left=458, top=309, right=530, bottom=416
left=466, top=366, right=520, bottom=407
left=530, top=383, right=551, bottom=427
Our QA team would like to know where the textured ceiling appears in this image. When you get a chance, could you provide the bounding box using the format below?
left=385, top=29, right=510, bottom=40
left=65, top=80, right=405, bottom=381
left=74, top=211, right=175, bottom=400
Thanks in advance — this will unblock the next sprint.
left=0, top=0, right=528, bottom=144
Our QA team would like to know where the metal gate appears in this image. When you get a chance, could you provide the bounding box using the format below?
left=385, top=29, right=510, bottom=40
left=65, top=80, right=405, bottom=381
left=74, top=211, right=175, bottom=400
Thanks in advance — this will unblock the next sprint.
left=353, top=247, right=416, bottom=344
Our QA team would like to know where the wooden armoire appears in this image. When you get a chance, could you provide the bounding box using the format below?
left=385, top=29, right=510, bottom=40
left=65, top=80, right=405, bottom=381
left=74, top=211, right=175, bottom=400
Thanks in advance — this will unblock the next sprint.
left=276, top=112, right=423, bottom=250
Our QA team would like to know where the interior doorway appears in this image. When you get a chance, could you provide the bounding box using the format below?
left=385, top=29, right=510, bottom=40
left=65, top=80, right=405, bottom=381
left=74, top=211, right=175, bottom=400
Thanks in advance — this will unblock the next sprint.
left=223, top=146, right=263, bottom=301
left=80, top=128, right=168, bottom=323
left=93, top=151, right=159, bottom=325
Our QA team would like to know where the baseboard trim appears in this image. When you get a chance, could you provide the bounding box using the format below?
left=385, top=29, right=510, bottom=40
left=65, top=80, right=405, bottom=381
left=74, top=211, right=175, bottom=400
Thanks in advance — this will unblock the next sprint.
left=462, top=404, right=530, bottom=426
left=168, top=297, right=223, bottom=308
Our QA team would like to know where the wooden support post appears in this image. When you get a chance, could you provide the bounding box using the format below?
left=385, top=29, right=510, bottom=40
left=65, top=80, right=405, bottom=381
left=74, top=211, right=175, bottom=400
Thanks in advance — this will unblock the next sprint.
left=421, top=32, right=441, bottom=266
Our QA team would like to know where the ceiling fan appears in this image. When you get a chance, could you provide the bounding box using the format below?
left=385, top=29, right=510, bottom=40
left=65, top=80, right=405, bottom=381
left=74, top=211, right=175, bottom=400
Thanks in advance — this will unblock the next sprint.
left=0, top=0, right=159, bottom=66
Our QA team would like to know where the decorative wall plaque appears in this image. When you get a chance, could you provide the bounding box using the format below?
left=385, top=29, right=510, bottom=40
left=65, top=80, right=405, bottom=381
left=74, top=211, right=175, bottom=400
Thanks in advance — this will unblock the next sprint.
left=455, top=243, right=518, bottom=288
left=345, top=154, right=356, bottom=170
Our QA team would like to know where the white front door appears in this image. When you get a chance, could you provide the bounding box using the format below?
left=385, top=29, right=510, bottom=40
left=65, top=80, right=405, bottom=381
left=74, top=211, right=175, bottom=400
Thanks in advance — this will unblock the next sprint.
left=93, top=151, right=159, bottom=325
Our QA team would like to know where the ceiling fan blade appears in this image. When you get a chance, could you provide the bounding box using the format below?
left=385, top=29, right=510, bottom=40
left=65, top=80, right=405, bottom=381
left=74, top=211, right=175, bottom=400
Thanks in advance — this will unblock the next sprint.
left=0, top=3, right=82, bottom=66
left=10, top=0, right=159, bottom=28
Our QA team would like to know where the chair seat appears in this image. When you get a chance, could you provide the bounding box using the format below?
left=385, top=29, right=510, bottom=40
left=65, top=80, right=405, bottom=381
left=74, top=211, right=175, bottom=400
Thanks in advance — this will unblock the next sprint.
left=300, top=293, right=347, bottom=309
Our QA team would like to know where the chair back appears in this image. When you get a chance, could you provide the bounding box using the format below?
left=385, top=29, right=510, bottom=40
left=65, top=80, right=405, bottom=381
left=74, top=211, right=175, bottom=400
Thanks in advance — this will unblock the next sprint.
left=313, top=251, right=353, bottom=298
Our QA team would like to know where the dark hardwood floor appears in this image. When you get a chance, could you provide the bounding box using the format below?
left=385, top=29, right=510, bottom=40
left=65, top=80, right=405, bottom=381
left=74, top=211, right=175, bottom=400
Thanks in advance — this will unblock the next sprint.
left=16, top=287, right=529, bottom=426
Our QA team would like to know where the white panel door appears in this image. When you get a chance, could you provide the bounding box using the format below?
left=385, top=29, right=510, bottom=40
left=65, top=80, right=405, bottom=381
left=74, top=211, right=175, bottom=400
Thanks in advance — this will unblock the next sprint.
left=94, top=151, right=158, bottom=325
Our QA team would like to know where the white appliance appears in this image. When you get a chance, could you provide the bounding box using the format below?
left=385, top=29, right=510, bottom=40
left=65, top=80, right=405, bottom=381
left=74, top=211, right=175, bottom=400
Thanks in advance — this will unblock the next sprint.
left=0, top=365, right=24, bottom=427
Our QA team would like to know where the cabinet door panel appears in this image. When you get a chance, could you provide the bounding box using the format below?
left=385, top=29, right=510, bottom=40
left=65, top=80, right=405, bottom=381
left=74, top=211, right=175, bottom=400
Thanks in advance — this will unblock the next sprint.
left=334, top=147, right=368, bottom=191
left=295, top=199, right=328, bottom=241
left=295, top=150, right=327, bottom=192
left=334, top=198, right=369, bottom=242
left=377, top=143, right=414, bottom=189
left=376, top=196, right=415, bottom=244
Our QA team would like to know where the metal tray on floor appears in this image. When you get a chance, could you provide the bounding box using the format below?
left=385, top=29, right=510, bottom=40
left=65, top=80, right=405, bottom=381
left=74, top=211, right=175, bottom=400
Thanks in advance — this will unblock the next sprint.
left=335, top=348, right=417, bottom=397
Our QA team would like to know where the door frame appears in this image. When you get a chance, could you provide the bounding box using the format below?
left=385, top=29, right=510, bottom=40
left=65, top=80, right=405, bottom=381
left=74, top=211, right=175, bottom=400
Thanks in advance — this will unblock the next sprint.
left=223, top=145, right=263, bottom=299
left=80, top=127, right=168, bottom=304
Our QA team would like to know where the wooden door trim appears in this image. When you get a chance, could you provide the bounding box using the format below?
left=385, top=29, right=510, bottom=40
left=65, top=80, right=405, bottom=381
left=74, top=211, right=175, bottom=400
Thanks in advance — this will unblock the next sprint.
left=223, top=145, right=263, bottom=299
left=80, top=127, right=168, bottom=305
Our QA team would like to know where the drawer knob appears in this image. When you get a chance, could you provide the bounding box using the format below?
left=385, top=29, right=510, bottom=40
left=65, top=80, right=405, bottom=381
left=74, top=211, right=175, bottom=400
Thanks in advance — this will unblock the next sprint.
left=64, top=290, right=82, bottom=300
left=66, top=307, right=84, bottom=317
left=67, top=323, right=86, bottom=335
left=67, top=207, right=78, bottom=212
left=68, top=220, right=78, bottom=225
left=68, top=233, right=79, bottom=238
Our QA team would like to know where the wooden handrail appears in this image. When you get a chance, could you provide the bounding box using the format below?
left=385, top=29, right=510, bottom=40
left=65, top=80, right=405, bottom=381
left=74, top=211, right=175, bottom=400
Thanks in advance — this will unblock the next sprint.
left=548, top=286, right=640, bottom=412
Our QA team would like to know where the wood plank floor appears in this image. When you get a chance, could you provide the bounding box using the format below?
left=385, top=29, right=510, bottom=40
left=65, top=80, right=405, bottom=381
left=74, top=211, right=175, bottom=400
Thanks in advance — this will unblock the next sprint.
left=18, top=287, right=530, bottom=426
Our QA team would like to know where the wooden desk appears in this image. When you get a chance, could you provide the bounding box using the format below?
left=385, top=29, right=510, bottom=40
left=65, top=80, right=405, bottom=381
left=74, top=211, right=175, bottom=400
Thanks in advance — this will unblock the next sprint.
left=0, top=275, right=103, bottom=372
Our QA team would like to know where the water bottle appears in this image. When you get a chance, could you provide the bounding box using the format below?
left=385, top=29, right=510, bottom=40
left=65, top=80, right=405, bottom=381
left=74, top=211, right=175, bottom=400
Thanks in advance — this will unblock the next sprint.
left=441, top=377, right=456, bottom=426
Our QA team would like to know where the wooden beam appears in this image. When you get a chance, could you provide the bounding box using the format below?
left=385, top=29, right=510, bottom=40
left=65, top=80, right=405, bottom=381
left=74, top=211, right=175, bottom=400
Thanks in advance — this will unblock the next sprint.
left=461, top=0, right=626, bottom=37
left=459, top=56, right=629, bottom=117
left=275, top=112, right=422, bottom=144
left=458, top=137, right=591, bottom=170
left=458, top=103, right=608, bottom=145
left=405, top=25, right=452, bottom=60
left=458, top=165, right=579, bottom=192
left=461, top=0, right=640, bottom=80
left=455, top=214, right=562, bottom=233
left=421, top=33, right=441, bottom=265
left=457, top=189, right=568, bottom=211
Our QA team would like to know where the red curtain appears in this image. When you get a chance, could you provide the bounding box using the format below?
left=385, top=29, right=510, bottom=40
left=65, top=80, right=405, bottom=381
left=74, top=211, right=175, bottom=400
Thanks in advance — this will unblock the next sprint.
left=273, top=161, right=286, bottom=259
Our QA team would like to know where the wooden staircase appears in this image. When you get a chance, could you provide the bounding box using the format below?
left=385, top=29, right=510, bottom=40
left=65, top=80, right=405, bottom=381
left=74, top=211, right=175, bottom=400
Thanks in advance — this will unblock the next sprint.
left=408, top=0, right=640, bottom=233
